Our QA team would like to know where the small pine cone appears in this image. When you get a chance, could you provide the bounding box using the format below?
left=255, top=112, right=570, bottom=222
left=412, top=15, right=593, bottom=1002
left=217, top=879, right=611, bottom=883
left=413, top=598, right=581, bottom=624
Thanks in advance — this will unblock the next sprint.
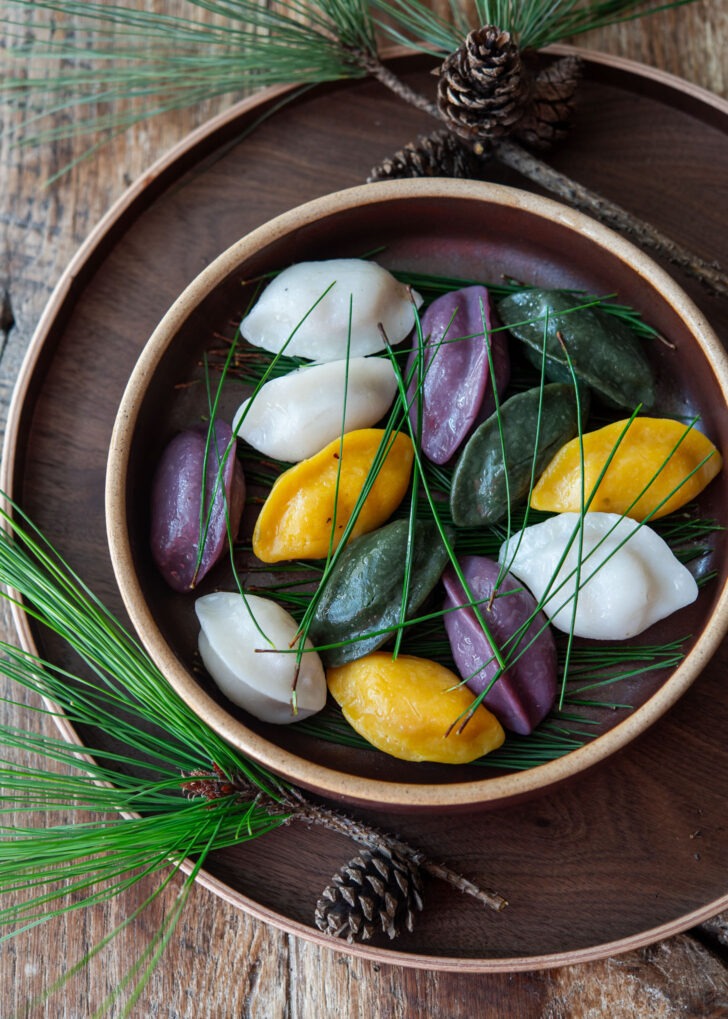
left=515, top=56, right=583, bottom=150
left=314, top=847, right=424, bottom=943
left=436, top=26, right=531, bottom=144
left=367, top=129, right=481, bottom=182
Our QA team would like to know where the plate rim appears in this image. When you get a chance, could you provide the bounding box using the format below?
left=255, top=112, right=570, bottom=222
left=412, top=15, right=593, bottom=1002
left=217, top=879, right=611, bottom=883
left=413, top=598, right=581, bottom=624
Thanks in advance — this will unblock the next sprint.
left=3, top=47, right=728, bottom=971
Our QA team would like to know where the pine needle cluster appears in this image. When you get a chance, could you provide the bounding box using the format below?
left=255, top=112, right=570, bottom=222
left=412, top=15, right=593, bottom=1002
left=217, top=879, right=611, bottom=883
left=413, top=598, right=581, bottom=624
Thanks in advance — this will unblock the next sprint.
left=0, top=499, right=291, bottom=1014
left=1, top=0, right=696, bottom=161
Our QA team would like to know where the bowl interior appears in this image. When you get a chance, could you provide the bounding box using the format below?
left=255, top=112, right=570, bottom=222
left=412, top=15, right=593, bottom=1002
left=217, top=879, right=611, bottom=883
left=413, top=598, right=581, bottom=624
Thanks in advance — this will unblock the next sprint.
left=107, top=180, right=728, bottom=810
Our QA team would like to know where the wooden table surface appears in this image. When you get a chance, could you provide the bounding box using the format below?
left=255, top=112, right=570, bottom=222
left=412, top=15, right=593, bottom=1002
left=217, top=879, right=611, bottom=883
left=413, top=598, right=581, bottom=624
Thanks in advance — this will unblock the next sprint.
left=1, top=3, right=727, bottom=1016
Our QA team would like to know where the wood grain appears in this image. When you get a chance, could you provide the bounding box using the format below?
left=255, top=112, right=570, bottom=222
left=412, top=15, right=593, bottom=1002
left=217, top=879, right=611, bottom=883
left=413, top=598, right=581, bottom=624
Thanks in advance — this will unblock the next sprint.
left=1, top=2, right=727, bottom=1016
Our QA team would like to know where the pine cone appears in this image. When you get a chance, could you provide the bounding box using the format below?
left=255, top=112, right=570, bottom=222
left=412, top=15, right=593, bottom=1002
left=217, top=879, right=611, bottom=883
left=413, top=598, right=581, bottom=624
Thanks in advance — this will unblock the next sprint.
left=515, top=56, right=583, bottom=150
left=314, top=847, right=424, bottom=943
left=367, top=128, right=482, bottom=182
left=436, top=26, right=530, bottom=144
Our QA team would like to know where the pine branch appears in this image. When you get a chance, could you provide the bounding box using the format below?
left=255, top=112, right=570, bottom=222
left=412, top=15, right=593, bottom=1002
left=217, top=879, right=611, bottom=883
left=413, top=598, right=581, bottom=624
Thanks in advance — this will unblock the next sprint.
left=0, top=486, right=512, bottom=996
left=361, top=52, right=728, bottom=299
left=2, top=0, right=701, bottom=155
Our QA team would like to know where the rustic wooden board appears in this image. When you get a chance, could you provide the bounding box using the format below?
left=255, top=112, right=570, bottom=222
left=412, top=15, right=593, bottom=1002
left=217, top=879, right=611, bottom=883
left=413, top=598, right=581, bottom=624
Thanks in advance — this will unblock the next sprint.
left=5, top=51, right=728, bottom=973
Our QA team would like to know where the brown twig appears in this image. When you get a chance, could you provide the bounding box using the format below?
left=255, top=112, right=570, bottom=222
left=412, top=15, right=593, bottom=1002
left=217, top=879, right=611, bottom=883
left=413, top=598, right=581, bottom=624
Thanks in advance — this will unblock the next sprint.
left=495, top=139, right=728, bottom=300
left=184, top=767, right=508, bottom=912
left=281, top=784, right=508, bottom=912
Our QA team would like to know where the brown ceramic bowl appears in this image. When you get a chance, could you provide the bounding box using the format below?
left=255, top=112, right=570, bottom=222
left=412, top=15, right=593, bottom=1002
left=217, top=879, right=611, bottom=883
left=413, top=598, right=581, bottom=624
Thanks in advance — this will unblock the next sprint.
left=106, top=179, right=728, bottom=812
